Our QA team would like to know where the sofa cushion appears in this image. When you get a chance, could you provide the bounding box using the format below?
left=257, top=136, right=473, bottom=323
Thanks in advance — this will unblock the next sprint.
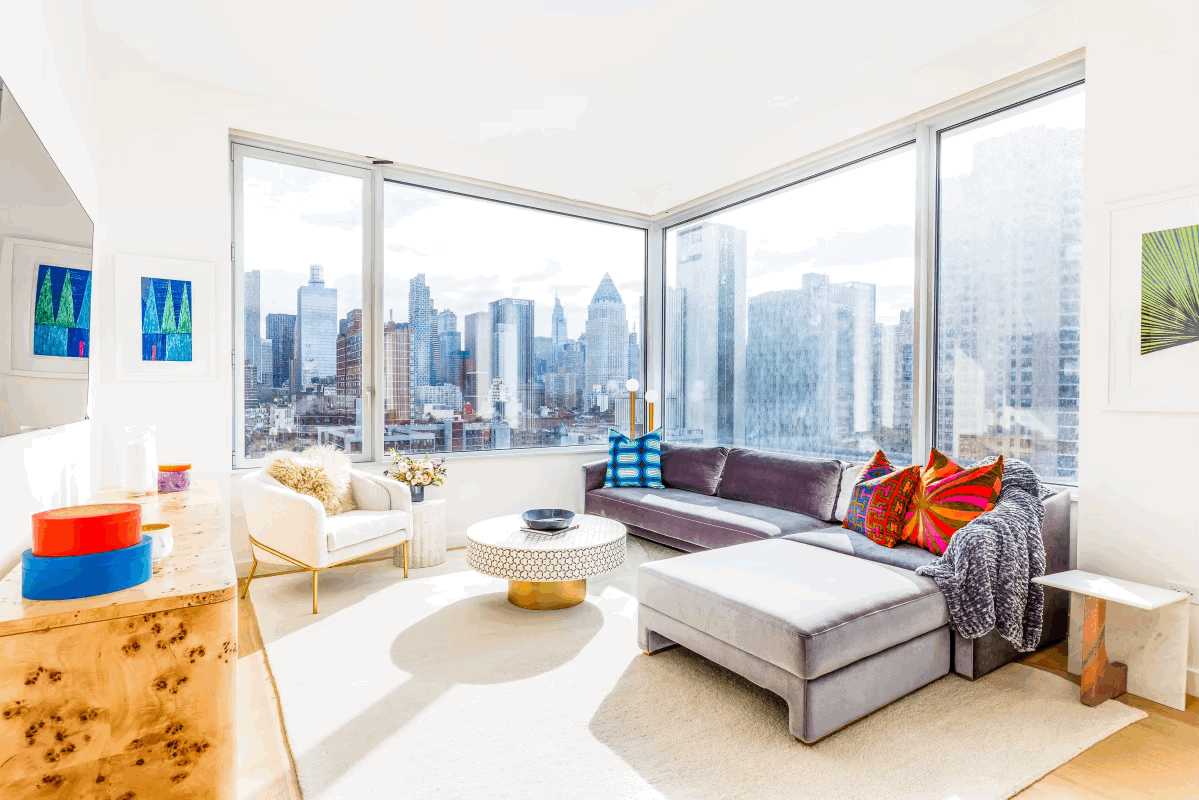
left=637, top=539, right=948, bottom=680
left=660, top=442, right=729, bottom=496
left=586, top=487, right=830, bottom=551
left=833, top=461, right=867, bottom=522
left=783, top=527, right=939, bottom=572
left=325, top=509, right=408, bottom=552
left=716, top=449, right=843, bottom=520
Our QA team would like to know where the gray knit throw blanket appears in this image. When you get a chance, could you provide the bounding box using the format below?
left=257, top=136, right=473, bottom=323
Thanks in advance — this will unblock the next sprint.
left=915, top=458, right=1047, bottom=652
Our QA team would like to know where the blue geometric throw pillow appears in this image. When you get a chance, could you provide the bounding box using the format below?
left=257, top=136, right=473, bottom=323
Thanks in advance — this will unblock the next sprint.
left=603, top=428, right=664, bottom=489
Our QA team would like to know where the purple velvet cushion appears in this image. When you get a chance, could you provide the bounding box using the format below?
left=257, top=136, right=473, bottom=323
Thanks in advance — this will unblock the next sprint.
left=716, top=449, right=843, bottom=520
left=660, top=443, right=729, bottom=496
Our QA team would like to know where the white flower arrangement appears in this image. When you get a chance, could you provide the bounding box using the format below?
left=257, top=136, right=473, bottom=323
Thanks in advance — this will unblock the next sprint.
left=384, top=452, right=447, bottom=487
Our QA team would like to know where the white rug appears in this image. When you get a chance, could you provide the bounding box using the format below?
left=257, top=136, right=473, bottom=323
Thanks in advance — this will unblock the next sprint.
left=249, top=538, right=1145, bottom=800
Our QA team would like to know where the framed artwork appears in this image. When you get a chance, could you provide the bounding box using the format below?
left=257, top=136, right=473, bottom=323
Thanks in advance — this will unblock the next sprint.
left=1, top=237, right=93, bottom=380
left=116, top=254, right=215, bottom=381
left=1106, top=187, right=1199, bottom=412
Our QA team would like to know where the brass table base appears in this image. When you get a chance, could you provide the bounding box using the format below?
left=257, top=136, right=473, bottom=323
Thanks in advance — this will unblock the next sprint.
left=508, top=578, right=586, bottom=610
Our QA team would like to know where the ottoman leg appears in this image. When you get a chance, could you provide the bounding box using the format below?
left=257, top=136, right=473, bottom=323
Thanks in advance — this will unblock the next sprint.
left=638, top=618, right=679, bottom=655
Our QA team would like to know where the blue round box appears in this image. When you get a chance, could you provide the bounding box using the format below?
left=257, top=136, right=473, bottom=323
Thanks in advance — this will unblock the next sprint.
left=22, top=536, right=153, bottom=600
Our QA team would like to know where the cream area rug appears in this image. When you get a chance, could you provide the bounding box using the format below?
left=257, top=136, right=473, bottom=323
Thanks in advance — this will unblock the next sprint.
left=249, top=536, right=1145, bottom=800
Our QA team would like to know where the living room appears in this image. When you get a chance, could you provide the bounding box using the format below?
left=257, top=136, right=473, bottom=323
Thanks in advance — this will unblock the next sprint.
left=0, top=2, right=1196, bottom=798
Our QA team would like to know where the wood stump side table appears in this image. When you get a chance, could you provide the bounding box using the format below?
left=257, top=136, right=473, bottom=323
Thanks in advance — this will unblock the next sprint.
left=1034, top=570, right=1190, bottom=710
left=394, top=498, right=447, bottom=569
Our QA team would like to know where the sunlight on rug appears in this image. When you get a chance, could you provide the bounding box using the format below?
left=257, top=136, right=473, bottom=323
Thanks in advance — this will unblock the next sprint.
left=248, top=539, right=1145, bottom=800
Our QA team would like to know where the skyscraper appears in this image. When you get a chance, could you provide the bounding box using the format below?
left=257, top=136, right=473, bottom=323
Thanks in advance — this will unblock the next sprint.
left=383, top=319, right=411, bottom=424
left=294, top=264, right=337, bottom=390
left=628, top=323, right=641, bottom=382
left=408, top=274, right=435, bottom=416
left=265, top=313, right=296, bottom=389
left=666, top=222, right=747, bottom=445
left=336, top=309, right=362, bottom=401
left=490, top=298, right=535, bottom=424
left=551, top=294, right=568, bottom=366
left=463, top=311, right=493, bottom=419
left=244, top=269, right=263, bottom=384
left=437, top=309, right=460, bottom=385
left=585, top=273, right=629, bottom=396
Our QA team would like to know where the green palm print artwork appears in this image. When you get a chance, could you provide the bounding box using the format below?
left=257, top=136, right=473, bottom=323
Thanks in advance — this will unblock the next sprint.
left=1141, top=223, right=1199, bottom=355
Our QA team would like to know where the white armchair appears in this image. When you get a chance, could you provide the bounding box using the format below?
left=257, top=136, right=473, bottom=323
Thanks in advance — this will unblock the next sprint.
left=240, top=468, right=413, bottom=613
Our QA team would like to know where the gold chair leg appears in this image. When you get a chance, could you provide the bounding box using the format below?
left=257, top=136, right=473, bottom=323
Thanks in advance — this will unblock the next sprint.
left=312, top=570, right=319, bottom=614
left=240, top=555, right=258, bottom=600
left=402, top=540, right=409, bottom=578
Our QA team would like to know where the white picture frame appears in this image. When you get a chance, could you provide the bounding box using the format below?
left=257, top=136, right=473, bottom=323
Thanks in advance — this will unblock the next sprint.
left=115, top=253, right=217, bottom=381
left=1, top=237, right=93, bottom=380
left=1105, top=187, right=1199, bottom=413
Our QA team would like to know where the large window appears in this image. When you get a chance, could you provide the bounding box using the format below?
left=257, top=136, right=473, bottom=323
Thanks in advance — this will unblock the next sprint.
left=237, top=152, right=370, bottom=462
left=665, top=146, right=917, bottom=464
left=233, top=143, right=647, bottom=466
left=935, top=84, right=1085, bottom=483
left=382, top=182, right=646, bottom=454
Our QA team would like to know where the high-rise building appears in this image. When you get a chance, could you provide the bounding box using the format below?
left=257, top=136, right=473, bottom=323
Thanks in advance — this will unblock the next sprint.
left=534, top=336, right=553, bottom=377
left=937, top=125, right=1084, bottom=480
left=585, top=273, right=629, bottom=396
left=743, top=274, right=876, bottom=459
left=558, top=339, right=586, bottom=410
left=336, top=309, right=362, bottom=402
left=265, top=313, right=295, bottom=389
left=408, top=274, right=435, bottom=414
left=383, top=320, right=411, bottom=424
left=463, top=311, right=493, bottom=419
left=628, top=323, right=641, bottom=382
left=244, top=269, right=263, bottom=384
left=666, top=222, right=747, bottom=445
left=551, top=294, right=568, bottom=366
left=437, top=309, right=460, bottom=385
left=294, top=264, right=337, bottom=390
left=490, top=298, right=535, bottom=424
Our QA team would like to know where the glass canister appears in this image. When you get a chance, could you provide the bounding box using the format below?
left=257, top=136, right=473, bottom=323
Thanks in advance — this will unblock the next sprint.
left=124, top=426, right=158, bottom=496
left=157, top=462, right=192, bottom=493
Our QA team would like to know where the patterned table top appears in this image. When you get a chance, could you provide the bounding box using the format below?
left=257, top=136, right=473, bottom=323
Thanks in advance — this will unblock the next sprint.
left=466, top=514, right=627, bottom=582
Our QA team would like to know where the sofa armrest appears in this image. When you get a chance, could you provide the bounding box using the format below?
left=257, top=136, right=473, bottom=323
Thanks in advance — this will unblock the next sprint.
left=583, top=459, right=607, bottom=493
left=241, top=471, right=327, bottom=568
left=1041, top=488, right=1072, bottom=575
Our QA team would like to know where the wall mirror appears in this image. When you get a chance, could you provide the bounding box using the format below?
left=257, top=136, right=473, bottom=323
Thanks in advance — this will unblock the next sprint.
left=0, top=78, right=93, bottom=436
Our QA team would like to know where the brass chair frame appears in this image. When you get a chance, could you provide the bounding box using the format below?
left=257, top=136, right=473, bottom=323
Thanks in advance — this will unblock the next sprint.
left=240, top=534, right=408, bottom=613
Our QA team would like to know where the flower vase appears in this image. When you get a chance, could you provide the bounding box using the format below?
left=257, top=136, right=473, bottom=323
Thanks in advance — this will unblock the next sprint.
left=410, top=484, right=425, bottom=503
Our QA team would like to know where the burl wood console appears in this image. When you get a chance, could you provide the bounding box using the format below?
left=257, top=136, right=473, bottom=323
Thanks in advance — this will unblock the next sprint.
left=0, top=482, right=236, bottom=799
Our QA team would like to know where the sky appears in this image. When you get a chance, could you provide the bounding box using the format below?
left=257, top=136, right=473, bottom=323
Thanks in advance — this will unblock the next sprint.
left=241, top=158, right=644, bottom=340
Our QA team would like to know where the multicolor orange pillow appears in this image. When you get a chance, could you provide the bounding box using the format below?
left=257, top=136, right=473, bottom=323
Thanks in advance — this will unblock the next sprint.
left=841, top=450, right=895, bottom=533
left=901, top=449, right=1004, bottom=556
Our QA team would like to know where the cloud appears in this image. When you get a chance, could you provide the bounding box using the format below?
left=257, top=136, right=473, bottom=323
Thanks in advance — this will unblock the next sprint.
left=514, top=259, right=562, bottom=283
left=617, top=279, right=642, bottom=292
left=750, top=224, right=913, bottom=275
left=386, top=243, right=431, bottom=257
left=549, top=283, right=590, bottom=298
left=299, top=208, right=362, bottom=231
left=384, top=185, right=442, bottom=225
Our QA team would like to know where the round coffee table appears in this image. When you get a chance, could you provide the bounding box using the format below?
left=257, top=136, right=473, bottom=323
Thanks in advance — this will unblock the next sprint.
left=466, top=514, right=626, bottom=610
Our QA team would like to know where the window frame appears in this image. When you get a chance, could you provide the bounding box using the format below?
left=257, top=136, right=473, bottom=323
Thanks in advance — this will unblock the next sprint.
left=652, top=56, right=1085, bottom=484
left=231, top=139, right=651, bottom=468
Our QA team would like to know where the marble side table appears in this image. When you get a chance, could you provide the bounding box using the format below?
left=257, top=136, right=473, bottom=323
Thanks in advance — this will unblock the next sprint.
left=1034, top=570, right=1190, bottom=710
left=394, top=498, right=447, bottom=569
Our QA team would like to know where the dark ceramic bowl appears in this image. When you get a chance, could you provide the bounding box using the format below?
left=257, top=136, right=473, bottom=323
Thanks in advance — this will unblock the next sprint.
left=521, top=509, right=576, bottom=532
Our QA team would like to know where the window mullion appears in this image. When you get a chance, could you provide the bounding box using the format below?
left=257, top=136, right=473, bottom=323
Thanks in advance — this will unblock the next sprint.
left=913, top=123, right=938, bottom=462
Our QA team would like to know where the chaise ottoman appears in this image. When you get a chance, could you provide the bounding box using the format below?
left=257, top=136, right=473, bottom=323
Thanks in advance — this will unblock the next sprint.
left=638, top=539, right=951, bottom=743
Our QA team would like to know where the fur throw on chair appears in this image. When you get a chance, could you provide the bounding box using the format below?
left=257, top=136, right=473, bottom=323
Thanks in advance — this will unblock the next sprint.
left=263, top=445, right=356, bottom=515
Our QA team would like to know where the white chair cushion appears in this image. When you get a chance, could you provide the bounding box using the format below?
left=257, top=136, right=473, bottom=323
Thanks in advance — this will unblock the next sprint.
left=325, top=510, right=409, bottom=552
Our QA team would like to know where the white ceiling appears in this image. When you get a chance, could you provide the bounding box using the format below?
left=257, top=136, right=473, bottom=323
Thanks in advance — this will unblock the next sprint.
left=88, top=0, right=1071, bottom=215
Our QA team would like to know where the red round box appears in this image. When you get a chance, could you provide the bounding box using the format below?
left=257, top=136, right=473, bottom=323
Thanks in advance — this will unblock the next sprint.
left=32, top=503, right=143, bottom=557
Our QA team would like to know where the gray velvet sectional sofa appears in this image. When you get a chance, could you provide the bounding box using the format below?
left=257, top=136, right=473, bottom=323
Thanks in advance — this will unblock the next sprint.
left=583, top=442, right=1070, bottom=742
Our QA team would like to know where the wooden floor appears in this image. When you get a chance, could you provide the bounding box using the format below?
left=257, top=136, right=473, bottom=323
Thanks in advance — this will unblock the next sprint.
left=235, top=579, right=1197, bottom=800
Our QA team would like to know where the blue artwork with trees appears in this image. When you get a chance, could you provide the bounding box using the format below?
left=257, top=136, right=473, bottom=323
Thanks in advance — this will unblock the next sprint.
left=141, top=277, right=193, bottom=362
left=32, top=264, right=91, bottom=358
